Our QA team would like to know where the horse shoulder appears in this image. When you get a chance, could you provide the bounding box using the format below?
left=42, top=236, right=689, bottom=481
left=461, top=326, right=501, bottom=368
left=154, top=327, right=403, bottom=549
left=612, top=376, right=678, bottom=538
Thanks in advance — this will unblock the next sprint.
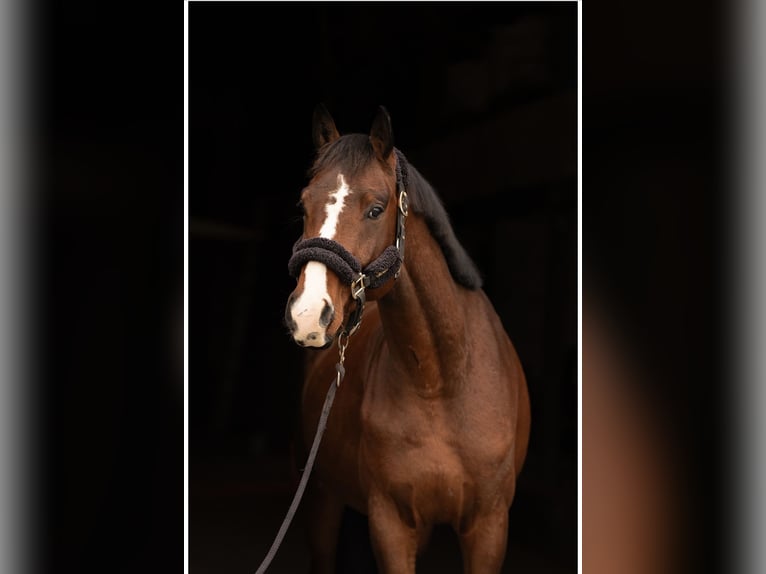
left=453, top=291, right=526, bottom=467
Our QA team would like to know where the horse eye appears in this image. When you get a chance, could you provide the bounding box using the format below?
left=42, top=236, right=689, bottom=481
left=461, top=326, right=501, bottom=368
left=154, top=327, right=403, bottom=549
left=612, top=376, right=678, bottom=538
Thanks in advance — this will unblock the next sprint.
left=367, top=206, right=384, bottom=220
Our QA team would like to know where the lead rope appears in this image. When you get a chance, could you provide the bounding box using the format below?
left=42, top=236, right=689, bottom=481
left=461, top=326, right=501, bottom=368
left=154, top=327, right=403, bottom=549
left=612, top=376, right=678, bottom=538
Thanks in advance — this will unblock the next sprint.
left=253, top=332, right=350, bottom=574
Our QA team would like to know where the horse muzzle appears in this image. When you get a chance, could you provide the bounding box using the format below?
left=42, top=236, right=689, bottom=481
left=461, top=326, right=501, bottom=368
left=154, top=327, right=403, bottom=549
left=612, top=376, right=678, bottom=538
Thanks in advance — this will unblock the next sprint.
left=285, top=291, right=336, bottom=348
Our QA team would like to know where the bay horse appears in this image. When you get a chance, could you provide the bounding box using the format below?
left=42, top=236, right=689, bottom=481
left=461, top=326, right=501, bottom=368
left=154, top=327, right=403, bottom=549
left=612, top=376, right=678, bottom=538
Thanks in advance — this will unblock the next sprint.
left=284, top=105, right=531, bottom=573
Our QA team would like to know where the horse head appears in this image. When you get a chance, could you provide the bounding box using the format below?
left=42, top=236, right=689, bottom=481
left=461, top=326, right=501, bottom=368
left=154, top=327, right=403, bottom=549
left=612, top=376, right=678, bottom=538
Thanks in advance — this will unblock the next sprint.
left=285, top=105, right=403, bottom=348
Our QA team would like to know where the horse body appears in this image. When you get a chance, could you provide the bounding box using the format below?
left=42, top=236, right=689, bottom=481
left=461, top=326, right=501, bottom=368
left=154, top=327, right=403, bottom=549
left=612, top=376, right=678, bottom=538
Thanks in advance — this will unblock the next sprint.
left=287, top=106, right=530, bottom=573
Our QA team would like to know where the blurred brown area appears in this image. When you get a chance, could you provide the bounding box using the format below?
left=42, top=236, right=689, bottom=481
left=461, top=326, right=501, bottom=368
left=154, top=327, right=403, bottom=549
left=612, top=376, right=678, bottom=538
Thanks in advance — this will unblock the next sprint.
left=583, top=304, right=682, bottom=574
left=584, top=0, right=727, bottom=571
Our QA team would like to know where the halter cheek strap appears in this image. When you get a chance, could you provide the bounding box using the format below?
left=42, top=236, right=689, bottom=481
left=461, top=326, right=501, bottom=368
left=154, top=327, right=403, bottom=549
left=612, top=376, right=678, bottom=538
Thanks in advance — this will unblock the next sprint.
left=288, top=148, right=410, bottom=336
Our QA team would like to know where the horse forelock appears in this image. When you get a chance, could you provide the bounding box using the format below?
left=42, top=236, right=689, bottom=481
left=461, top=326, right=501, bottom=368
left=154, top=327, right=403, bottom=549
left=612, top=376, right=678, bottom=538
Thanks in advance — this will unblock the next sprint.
left=309, top=134, right=384, bottom=178
left=309, top=135, right=483, bottom=290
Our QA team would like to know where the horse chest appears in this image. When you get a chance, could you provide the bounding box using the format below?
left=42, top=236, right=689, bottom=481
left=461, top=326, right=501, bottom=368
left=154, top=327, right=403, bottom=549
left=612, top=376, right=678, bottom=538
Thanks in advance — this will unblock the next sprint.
left=358, top=396, right=501, bottom=523
left=366, top=435, right=469, bottom=522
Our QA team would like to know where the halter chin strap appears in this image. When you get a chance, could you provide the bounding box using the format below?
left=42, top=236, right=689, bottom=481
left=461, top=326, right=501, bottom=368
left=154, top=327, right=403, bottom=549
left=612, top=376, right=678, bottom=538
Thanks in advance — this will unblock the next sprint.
left=288, top=148, right=410, bottom=337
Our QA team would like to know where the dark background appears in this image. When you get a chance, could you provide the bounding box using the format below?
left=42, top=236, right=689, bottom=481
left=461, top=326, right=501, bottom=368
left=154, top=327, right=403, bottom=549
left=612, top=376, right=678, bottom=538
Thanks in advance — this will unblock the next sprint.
left=35, top=2, right=182, bottom=574
left=19, top=0, right=737, bottom=569
left=190, top=2, right=576, bottom=573
left=26, top=0, right=732, bottom=571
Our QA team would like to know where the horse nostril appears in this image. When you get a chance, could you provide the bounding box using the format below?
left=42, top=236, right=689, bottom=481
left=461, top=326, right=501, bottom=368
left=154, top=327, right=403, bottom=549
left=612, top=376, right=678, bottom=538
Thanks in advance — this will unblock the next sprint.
left=319, top=300, right=334, bottom=328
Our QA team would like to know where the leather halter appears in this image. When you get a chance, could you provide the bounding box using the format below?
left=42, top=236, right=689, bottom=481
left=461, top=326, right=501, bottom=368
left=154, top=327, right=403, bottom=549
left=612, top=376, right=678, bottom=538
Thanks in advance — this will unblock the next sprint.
left=288, top=149, right=409, bottom=337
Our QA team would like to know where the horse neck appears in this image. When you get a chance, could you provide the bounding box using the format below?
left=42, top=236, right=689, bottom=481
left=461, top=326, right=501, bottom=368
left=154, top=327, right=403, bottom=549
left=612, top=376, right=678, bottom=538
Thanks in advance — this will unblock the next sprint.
left=376, top=214, right=471, bottom=396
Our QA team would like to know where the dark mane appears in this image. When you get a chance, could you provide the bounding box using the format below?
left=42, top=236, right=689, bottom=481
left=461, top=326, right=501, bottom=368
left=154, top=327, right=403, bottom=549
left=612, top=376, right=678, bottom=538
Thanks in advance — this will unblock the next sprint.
left=310, top=135, right=483, bottom=290
left=404, top=162, right=483, bottom=289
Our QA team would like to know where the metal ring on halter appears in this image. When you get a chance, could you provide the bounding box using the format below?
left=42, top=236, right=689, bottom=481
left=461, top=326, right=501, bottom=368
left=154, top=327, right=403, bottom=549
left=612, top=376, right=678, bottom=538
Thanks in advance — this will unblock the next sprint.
left=398, top=190, right=409, bottom=216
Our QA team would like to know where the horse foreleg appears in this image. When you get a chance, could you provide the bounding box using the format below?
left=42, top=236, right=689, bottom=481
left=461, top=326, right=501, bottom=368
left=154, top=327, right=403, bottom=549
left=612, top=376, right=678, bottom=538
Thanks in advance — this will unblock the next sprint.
left=306, top=482, right=343, bottom=574
left=459, top=508, right=509, bottom=574
left=367, top=493, right=417, bottom=574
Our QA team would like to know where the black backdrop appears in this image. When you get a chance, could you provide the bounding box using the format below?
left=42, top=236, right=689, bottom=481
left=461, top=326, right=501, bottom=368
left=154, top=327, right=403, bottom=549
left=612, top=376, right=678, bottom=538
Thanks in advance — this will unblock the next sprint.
left=190, top=3, right=576, bottom=572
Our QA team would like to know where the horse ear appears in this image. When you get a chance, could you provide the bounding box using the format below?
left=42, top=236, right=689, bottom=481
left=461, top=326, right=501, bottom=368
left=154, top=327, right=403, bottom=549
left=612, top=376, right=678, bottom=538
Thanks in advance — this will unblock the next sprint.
left=370, top=106, right=394, bottom=160
left=312, top=103, right=340, bottom=149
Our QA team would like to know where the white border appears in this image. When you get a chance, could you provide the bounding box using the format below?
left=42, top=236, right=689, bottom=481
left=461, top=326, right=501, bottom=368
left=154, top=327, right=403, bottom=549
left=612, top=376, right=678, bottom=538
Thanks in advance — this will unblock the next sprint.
left=183, top=2, right=584, bottom=573
left=577, top=0, right=582, bottom=571
left=184, top=1, right=190, bottom=572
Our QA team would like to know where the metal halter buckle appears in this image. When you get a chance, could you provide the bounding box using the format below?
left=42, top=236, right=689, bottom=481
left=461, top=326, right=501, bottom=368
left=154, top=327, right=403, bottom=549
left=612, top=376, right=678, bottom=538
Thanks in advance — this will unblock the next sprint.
left=395, top=232, right=405, bottom=253
left=351, top=274, right=367, bottom=300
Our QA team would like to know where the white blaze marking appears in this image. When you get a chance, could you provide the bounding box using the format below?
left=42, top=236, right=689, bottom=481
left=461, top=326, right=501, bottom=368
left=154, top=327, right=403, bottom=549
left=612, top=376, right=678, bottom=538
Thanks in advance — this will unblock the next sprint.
left=318, top=174, right=351, bottom=238
left=291, top=174, right=351, bottom=345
